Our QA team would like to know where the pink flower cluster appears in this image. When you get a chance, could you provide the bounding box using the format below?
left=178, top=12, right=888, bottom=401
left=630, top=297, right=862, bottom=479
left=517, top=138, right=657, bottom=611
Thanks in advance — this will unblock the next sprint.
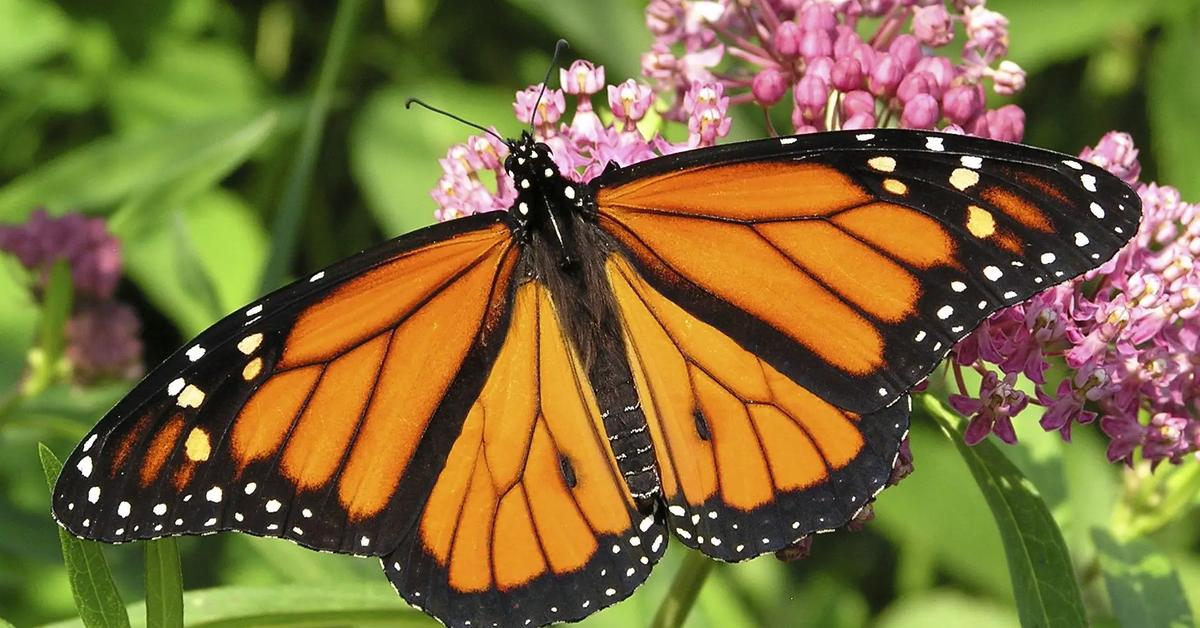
left=431, top=58, right=734, bottom=220
left=643, top=0, right=1026, bottom=138
left=950, top=132, right=1200, bottom=467
left=0, top=209, right=142, bottom=382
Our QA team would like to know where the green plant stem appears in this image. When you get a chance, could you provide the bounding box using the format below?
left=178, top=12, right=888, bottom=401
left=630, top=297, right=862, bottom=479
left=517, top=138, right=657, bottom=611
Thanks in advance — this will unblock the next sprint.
left=259, top=0, right=365, bottom=292
left=651, top=551, right=714, bottom=628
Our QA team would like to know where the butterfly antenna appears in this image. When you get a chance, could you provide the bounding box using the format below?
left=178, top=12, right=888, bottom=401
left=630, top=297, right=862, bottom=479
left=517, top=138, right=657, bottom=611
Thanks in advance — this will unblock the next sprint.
left=404, top=98, right=511, bottom=147
left=529, top=39, right=570, bottom=129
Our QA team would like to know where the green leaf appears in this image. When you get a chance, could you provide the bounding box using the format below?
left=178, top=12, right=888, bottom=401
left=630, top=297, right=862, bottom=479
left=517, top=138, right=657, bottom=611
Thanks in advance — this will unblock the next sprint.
left=0, top=0, right=72, bottom=77
left=1149, top=15, right=1200, bottom=200
left=350, top=84, right=515, bottom=235
left=1091, top=528, right=1194, bottom=628
left=259, top=0, right=366, bottom=292
left=921, top=394, right=1087, bottom=628
left=144, top=539, right=184, bottom=628
left=121, top=190, right=269, bottom=336
left=37, top=444, right=131, bottom=628
left=877, top=590, right=1019, bottom=628
left=0, top=111, right=279, bottom=221
left=0, top=256, right=38, bottom=394
left=0, top=616, right=15, bottom=628
left=41, top=584, right=424, bottom=628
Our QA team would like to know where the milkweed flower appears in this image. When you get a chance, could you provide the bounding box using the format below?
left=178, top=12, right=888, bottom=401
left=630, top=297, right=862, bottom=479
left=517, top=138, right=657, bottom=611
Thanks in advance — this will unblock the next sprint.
left=0, top=209, right=143, bottom=382
left=949, top=131, right=1200, bottom=467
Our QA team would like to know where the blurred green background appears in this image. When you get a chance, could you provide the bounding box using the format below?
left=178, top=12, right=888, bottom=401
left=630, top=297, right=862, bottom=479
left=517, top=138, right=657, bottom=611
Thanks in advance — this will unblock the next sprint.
left=1, top=0, right=1198, bottom=626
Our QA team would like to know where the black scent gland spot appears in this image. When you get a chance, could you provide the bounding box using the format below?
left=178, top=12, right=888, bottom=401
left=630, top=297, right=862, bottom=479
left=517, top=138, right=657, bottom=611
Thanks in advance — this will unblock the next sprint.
left=559, top=455, right=578, bottom=488
left=693, top=409, right=711, bottom=441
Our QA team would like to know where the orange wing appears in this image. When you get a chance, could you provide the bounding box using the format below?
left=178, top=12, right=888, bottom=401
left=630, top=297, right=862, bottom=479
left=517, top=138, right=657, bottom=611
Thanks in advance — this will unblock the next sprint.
left=606, top=255, right=905, bottom=560
left=594, top=130, right=1140, bottom=416
left=53, top=214, right=518, bottom=556
left=383, top=279, right=667, bottom=627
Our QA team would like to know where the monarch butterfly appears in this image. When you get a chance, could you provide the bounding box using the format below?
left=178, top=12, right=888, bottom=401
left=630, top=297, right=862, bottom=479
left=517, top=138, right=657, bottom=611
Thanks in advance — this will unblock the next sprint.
left=51, top=106, right=1139, bottom=626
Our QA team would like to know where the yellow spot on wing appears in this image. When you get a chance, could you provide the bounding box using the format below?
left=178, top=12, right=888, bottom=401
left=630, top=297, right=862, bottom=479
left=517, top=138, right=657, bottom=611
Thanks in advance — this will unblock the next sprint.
left=243, top=357, right=263, bottom=381
left=882, top=178, right=908, bottom=195
left=177, top=384, right=206, bottom=409
left=185, top=427, right=211, bottom=461
left=868, top=156, right=896, bottom=172
left=950, top=168, right=980, bottom=191
left=967, top=205, right=996, bottom=238
left=238, top=333, right=264, bottom=355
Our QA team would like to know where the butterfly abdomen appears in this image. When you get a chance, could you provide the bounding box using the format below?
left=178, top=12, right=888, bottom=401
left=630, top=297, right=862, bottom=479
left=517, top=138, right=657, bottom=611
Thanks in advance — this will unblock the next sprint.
left=589, top=346, right=659, bottom=506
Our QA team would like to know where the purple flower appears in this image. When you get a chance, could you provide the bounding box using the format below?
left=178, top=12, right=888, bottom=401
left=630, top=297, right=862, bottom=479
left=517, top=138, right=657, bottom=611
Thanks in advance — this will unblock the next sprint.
left=950, top=371, right=1027, bottom=445
left=608, top=79, right=654, bottom=129
left=0, top=209, right=122, bottom=300
left=67, top=300, right=144, bottom=382
left=1080, top=131, right=1141, bottom=185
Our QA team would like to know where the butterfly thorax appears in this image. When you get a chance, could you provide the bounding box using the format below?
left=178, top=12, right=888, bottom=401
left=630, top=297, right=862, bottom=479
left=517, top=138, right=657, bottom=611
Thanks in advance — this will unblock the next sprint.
left=504, top=132, right=590, bottom=269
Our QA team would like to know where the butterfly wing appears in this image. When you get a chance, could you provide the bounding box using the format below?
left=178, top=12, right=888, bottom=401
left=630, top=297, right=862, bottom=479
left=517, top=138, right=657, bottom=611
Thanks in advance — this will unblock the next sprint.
left=52, top=213, right=520, bottom=555
left=595, top=129, right=1140, bottom=415
left=383, top=278, right=668, bottom=627
left=594, top=129, right=1139, bottom=558
left=606, top=254, right=906, bottom=559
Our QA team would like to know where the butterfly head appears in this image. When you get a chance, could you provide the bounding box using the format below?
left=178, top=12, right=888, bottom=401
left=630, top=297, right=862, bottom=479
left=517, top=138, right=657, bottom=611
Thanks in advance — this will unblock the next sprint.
left=504, top=131, right=585, bottom=268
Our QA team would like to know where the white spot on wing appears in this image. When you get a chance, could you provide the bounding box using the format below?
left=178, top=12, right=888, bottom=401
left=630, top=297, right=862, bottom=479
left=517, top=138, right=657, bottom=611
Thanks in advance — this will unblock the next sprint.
left=960, top=155, right=983, bottom=169
left=983, top=265, right=1003, bottom=281
left=88, top=486, right=100, bottom=503
left=265, top=499, right=282, bottom=513
left=206, top=486, right=223, bottom=502
left=950, top=281, right=966, bottom=292
left=1041, top=252, right=1056, bottom=264
left=77, top=456, right=93, bottom=477
left=1081, top=174, right=1098, bottom=192
left=925, top=136, right=944, bottom=151
left=245, top=304, right=263, bottom=317
left=185, top=345, right=205, bottom=362
left=780, top=137, right=797, bottom=145
left=937, top=305, right=954, bottom=320
left=118, top=501, right=131, bottom=517
left=1063, top=159, right=1083, bottom=170
left=167, top=378, right=185, bottom=396
left=309, top=271, right=325, bottom=282
left=1090, top=202, right=1105, bottom=218
left=1075, top=232, right=1090, bottom=247
left=856, top=133, right=875, bottom=141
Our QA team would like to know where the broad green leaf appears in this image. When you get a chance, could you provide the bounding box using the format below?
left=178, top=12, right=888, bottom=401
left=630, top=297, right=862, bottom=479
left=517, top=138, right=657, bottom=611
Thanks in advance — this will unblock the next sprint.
left=144, top=539, right=184, bottom=628
left=42, top=584, right=423, bottom=628
left=122, top=189, right=269, bottom=336
left=1, top=616, right=14, bottom=628
left=1091, top=528, right=1194, bottom=628
left=877, top=590, right=1018, bottom=628
left=350, top=84, right=515, bottom=235
left=37, top=444, right=131, bottom=628
left=0, top=0, right=71, bottom=76
left=0, top=111, right=278, bottom=221
left=106, top=39, right=265, bottom=133
left=922, top=394, right=1086, bottom=628
left=1149, top=19, right=1200, bottom=200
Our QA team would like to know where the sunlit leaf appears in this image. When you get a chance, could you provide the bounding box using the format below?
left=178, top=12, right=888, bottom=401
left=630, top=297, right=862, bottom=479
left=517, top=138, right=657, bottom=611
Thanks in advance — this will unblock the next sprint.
left=144, top=539, right=184, bottom=628
left=922, top=395, right=1086, bottom=628
left=1092, top=528, right=1194, bottom=628
left=37, top=444, right=131, bottom=628
left=1149, top=19, right=1200, bottom=200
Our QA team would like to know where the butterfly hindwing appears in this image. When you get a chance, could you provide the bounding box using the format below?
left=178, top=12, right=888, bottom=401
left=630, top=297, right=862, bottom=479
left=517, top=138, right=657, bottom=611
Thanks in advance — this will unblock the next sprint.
left=52, top=213, right=519, bottom=554
left=384, top=279, right=668, bottom=628
left=595, top=129, right=1140, bottom=415
left=607, top=255, right=906, bottom=560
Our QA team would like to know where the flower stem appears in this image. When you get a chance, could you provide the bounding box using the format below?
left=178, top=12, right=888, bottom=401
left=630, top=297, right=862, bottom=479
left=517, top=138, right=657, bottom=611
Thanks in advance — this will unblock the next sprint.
left=650, top=550, right=714, bottom=628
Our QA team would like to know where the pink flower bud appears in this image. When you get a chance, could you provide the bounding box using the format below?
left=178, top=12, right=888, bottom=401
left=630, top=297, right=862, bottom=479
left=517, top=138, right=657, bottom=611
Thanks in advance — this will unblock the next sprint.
left=901, top=93, right=940, bottom=129
left=888, top=34, right=923, bottom=72
left=514, top=84, right=566, bottom=127
left=841, top=89, right=876, bottom=118
left=971, top=104, right=1025, bottom=141
left=775, top=21, right=803, bottom=57
left=805, top=56, right=835, bottom=85
left=912, top=56, right=956, bottom=91
left=897, top=71, right=941, bottom=103
left=1079, top=131, right=1142, bottom=185
left=841, top=112, right=877, bottom=130
left=964, top=5, right=1010, bottom=55
left=912, top=4, right=954, bottom=47
left=752, top=68, right=789, bottom=106
left=831, top=57, right=865, bottom=92
left=799, top=28, right=833, bottom=61
left=799, top=2, right=838, bottom=34
left=941, top=84, right=983, bottom=125
left=793, top=75, right=830, bottom=123
left=833, top=25, right=862, bottom=60
left=868, top=53, right=904, bottom=97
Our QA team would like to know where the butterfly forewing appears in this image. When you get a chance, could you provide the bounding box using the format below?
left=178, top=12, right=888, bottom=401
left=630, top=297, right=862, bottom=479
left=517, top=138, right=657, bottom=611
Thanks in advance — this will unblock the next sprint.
left=595, top=129, right=1140, bottom=415
left=53, top=214, right=519, bottom=554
